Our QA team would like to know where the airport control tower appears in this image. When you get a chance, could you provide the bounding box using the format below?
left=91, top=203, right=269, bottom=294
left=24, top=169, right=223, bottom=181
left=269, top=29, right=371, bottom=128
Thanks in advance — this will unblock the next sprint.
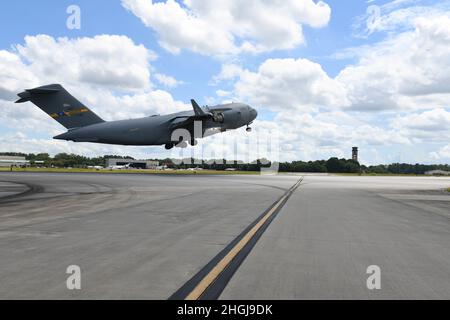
left=352, top=147, right=358, bottom=162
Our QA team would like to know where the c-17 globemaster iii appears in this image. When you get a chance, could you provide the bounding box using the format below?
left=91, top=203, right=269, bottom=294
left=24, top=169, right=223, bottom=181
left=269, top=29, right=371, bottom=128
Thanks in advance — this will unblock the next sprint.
left=16, top=84, right=257, bottom=149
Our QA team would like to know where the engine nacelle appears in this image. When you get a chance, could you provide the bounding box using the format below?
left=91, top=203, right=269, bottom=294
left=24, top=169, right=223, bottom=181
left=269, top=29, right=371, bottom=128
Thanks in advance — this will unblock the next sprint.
left=212, top=112, right=224, bottom=123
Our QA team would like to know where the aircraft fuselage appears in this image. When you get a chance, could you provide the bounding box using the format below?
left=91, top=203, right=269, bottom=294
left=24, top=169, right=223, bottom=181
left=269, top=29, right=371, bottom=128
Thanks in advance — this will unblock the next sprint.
left=54, top=103, right=257, bottom=146
left=16, top=84, right=257, bottom=149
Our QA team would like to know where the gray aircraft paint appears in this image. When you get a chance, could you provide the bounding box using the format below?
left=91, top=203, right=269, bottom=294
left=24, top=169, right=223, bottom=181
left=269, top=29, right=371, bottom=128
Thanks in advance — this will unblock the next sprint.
left=16, top=84, right=257, bottom=149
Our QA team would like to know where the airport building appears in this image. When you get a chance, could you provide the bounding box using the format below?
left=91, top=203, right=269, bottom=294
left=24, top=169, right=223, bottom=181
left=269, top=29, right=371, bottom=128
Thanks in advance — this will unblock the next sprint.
left=105, top=158, right=159, bottom=169
left=0, top=156, right=30, bottom=167
left=425, top=170, right=450, bottom=176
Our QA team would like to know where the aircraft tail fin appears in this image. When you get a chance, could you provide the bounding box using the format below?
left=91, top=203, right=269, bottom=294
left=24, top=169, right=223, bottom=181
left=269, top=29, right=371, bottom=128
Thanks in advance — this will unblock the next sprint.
left=16, top=84, right=105, bottom=129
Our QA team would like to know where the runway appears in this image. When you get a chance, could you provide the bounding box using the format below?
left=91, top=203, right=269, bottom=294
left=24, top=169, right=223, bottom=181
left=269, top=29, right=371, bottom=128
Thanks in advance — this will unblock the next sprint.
left=0, top=172, right=449, bottom=299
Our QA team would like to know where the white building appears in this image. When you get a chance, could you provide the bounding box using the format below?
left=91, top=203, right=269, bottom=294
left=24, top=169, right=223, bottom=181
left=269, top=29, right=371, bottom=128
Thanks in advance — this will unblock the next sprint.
left=425, top=170, right=450, bottom=176
left=0, top=156, right=30, bottom=167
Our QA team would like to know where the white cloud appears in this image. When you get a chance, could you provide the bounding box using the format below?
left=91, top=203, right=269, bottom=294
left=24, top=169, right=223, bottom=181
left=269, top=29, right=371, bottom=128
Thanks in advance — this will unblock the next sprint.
left=430, top=144, right=450, bottom=160
left=353, top=0, right=450, bottom=37
left=231, top=58, right=349, bottom=113
left=174, top=109, right=412, bottom=165
left=274, top=111, right=410, bottom=149
left=204, top=12, right=450, bottom=163
left=212, top=64, right=244, bottom=83
left=0, top=34, right=186, bottom=120
left=337, top=15, right=450, bottom=111
left=0, top=99, right=61, bottom=135
left=122, top=0, right=331, bottom=56
left=2, top=5, right=450, bottom=164
left=154, top=73, right=183, bottom=88
left=391, top=108, right=450, bottom=144
left=15, top=34, right=155, bottom=91
left=216, top=89, right=231, bottom=97
left=0, top=34, right=189, bottom=156
left=393, top=108, right=450, bottom=132
left=0, top=51, right=39, bottom=100
left=78, top=87, right=189, bottom=121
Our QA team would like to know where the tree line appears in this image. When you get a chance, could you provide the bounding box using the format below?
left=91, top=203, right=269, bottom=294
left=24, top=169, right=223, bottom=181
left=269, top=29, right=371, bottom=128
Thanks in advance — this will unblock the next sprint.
left=1, top=152, right=449, bottom=174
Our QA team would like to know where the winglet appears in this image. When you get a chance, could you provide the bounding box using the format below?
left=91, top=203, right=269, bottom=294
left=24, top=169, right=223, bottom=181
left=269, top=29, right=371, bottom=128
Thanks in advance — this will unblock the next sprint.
left=191, top=99, right=206, bottom=116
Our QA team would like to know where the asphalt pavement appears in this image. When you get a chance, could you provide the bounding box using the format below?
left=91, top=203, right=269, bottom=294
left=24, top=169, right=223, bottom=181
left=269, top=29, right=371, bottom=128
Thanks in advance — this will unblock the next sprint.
left=0, top=172, right=449, bottom=299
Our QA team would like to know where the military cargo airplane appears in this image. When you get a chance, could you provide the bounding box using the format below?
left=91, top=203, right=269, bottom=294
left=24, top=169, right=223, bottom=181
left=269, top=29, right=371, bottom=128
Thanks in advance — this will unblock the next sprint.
left=16, top=84, right=257, bottom=149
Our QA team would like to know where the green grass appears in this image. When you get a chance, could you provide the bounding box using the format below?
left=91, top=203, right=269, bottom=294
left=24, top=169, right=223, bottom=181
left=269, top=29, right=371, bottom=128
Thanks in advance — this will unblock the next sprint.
left=446, top=187, right=450, bottom=193
left=0, top=167, right=259, bottom=175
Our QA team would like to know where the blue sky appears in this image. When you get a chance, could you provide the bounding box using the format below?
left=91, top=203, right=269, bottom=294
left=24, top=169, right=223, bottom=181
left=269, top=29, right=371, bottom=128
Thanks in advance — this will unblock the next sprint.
left=1, top=0, right=450, bottom=164
left=0, top=0, right=360, bottom=99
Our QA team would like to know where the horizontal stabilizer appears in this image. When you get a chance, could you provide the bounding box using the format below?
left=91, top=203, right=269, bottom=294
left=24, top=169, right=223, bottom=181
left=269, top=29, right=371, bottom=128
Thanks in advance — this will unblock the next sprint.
left=15, top=84, right=104, bottom=129
left=15, top=92, right=31, bottom=103
left=28, top=87, right=61, bottom=94
left=16, top=84, right=61, bottom=103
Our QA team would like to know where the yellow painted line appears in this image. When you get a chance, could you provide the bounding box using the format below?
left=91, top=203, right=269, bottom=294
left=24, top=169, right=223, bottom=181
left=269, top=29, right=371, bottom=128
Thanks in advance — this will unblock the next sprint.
left=185, top=178, right=303, bottom=300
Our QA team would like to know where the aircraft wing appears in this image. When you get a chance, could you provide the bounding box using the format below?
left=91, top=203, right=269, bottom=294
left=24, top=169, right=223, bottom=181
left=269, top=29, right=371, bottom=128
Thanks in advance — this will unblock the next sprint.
left=191, top=99, right=206, bottom=117
left=167, top=100, right=232, bottom=129
left=207, top=107, right=232, bottom=112
left=167, top=100, right=211, bottom=128
left=169, top=116, right=192, bottom=127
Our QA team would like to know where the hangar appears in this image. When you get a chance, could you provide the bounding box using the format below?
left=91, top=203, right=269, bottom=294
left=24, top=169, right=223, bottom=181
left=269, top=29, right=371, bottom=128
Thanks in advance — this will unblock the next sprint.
left=425, top=170, right=450, bottom=176
left=0, top=156, right=30, bottom=167
left=105, top=158, right=159, bottom=169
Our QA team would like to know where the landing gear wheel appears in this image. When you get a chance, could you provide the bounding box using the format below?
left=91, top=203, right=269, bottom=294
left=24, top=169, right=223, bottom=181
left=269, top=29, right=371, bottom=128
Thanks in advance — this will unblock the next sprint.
left=246, top=126, right=252, bottom=132
left=189, top=139, right=198, bottom=146
left=165, top=143, right=174, bottom=150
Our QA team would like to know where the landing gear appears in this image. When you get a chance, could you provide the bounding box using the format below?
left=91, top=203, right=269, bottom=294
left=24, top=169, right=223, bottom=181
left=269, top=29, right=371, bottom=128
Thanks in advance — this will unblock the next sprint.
left=165, top=143, right=174, bottom=150
left=246, top=125, right=252, bottom=132
left=189, top=139, right=198, bottom=146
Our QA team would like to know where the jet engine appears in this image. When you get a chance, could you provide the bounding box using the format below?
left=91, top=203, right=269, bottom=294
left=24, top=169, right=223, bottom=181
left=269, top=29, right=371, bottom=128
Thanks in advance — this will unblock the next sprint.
left=212, top=112, right=224, bottom=123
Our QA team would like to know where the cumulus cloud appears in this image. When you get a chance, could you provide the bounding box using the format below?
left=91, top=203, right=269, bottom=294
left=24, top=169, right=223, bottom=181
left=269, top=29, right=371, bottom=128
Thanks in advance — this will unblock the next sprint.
left=391, top=108, right=450, bottom=144
left=0, top=34, right=189, bottom=156
left=2, top=4, right=450, bottom=164
left=178, top=109, right=412, bottom=165
left=274, top=111, right=410, bottom=150
left=337, top=16, right=450, bottom=112
left=229, top=58, right=349, bottom=113
left=14, top=34, right=155, bottom=91
left=430, top=144, right=450, bottom=160
left=233, top=15, right=450, bottom=114
left=78, top=87, right=188, bottom=121
left=393, top=108, right=450, bottom=132
left=154, top=73, right=183, bottom=88
left=122, top=0, right=331, bottom=56
left=353, top=0, right=450, bottom=37
left=210, top=14, right=450, bottom=163
left=212, top=64, right=245, bottom=83
left=0, top=51, right=39, bottom=101
left=0, top=34, right=186, bottom=119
